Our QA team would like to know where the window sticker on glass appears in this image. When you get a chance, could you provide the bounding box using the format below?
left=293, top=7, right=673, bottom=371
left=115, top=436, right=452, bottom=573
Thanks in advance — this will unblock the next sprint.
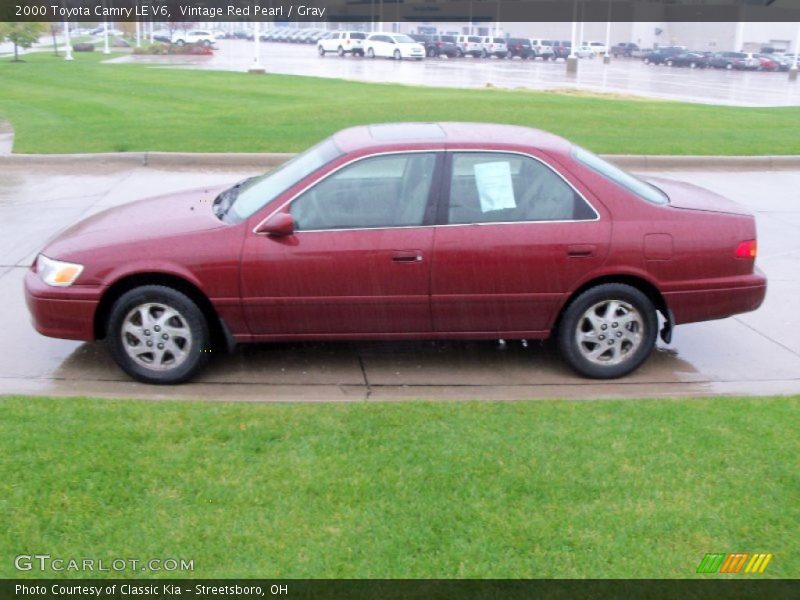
left=474, top=161, right=516, bottom=212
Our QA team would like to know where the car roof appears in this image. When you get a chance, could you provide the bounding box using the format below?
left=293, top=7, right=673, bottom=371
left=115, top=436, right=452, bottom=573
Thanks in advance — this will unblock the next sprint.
left=332, top=122, right=573, bottom=154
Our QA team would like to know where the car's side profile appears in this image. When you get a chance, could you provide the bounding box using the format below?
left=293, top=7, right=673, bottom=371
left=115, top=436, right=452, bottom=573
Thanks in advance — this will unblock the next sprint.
left=318, top=30, right=366, bottom=56
left=25, top=123, right=766, bottom=384
left=365, top=33, right=425, bottom=60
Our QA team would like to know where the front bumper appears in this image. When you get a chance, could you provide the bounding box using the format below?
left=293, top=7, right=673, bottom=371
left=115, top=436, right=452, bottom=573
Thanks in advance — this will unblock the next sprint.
left=24, top=268, right=100, bottom=341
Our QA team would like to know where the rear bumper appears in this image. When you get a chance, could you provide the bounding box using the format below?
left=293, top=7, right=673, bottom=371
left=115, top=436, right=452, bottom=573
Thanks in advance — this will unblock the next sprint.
left=24, top=269, right=99, bottom=341
left=665, top=269, right=767, bottom=325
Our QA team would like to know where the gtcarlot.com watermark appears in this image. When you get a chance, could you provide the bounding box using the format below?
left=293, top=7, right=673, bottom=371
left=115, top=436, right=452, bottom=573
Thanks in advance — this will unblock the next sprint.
left=15, top=554, right=194, bottom=573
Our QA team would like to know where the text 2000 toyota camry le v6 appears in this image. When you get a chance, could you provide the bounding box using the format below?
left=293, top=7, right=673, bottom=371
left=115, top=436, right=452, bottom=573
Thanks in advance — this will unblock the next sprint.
left=25, top=123, right=766, bottom=384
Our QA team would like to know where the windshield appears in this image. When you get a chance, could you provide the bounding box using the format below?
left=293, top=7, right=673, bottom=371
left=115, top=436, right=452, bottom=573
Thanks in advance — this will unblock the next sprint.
left=224, top=138, right=343, bottom=222
left=393, top=34, right=415, bottom=44
left=572, top=146, right=669, bottom=206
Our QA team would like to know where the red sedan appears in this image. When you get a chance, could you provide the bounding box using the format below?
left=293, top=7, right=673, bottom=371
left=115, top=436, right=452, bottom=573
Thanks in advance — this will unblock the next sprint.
left=25, top=123, right=766, bottom=383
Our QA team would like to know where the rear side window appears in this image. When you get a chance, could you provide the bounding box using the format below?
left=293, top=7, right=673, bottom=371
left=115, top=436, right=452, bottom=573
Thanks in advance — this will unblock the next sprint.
left=351, top=32, right=366, bottom=40
left=448, top=153, right=595, bottom=224
left=572, top=146, right=669, bottom=206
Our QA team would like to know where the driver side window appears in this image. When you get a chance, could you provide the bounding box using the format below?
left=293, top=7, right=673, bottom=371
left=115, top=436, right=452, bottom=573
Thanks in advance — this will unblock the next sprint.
left=290, top=153, right=437, bottom=231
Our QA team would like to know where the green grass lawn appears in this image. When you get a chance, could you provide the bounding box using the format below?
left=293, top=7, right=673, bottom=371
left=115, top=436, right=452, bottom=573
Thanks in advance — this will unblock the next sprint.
left=2, top=52, right=800, bottom=154
left=1, top=394, right=797, bottom=579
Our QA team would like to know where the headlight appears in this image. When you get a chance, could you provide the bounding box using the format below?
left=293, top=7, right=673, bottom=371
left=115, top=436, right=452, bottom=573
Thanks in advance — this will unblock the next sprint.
left=36, top=254, right=84, bottom=287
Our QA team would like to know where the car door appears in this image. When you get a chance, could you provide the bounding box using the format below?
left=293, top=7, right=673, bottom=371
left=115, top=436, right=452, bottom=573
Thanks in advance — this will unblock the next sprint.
left=240, top=152, right=442, bottom=337
left=431, top=151, right=611, bottom=336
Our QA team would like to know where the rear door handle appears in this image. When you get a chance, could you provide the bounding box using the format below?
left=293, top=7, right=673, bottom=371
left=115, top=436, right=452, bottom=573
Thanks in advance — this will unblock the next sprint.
left=391, top=250, right=423, bottom=263
left=567, top=244, right=596, bottom=257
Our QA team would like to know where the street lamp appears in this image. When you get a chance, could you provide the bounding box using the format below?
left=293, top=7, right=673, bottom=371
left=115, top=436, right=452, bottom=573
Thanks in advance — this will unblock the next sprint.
left=603, top=0, right=612, bottom=65
left=567, top=0, right=579, bottom=74
left=250, top=21, right=264, bottom=73
left=790, top=22, right=800, bottom=81
left=103, top=19, right=110, bottom=54
left=64, top=20, right=73, bottom=61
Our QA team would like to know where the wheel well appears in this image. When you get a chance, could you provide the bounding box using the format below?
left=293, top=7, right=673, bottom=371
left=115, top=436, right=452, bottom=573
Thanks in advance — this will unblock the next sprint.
left=93, top=273, right=225, bottom=349
left=553, top=275, right=668, bottom=334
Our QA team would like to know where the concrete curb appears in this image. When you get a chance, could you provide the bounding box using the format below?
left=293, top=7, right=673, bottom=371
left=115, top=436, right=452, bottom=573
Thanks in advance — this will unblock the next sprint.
left=2, top=151, right=800, bottom=171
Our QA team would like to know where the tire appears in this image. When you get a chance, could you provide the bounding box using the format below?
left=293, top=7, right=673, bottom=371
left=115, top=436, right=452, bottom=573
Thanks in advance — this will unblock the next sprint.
left=318, top=45, right=325, bottom=56
left=427, top=47, right=435, bottom=58
left=689, top=62, right=697, bottom=68
left=643, top=57, right=650, bottom=64
left=456, top=48, right=464, bottom=58
left=394, top=49, right=401, bottom=60
left=666, top=60, right=674, bottom=67
left=175, top=40, right=185, bottom=47
left=726, top=63, right=733, bottom=70
left=367, top=47, right=375, bottom=59
left=337, top=45, right=344, bottom=57
left=203, top=40, right=211, bottom=48
left=482, top=49, right=489, bottom=58
left=107, top=285, right=210, bottom=384
left=556, top=284, right=658, bottom=379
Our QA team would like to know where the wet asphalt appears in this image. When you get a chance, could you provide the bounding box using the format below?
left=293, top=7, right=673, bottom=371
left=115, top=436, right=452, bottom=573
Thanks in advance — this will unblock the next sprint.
left=0, top=162, right=798, bottom=402
left=111, top=39, right=800, bottom=107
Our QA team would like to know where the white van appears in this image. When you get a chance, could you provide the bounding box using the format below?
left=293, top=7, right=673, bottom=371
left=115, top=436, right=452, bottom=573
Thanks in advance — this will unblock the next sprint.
left=318, top=31, right=367, bottom=56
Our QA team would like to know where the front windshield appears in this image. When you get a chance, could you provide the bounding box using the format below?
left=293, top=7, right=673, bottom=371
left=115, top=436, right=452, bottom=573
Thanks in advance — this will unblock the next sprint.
left=225, top=138, right=343, bottom=222
left=572, top=146, right=669, bottom=206
left=393, top=34, right=415, bottom=44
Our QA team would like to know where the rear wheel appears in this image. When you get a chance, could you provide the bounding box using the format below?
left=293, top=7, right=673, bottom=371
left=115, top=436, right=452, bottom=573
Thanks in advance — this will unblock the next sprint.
left=667, top=59, right=674, bottom=67
left=337, top=45, right=345, bottom=57
left=643, top=57, right=650, bottom=64
left=690, top=61, right=697, bottom=68
left=726, top=62, right=733, bottom=70
left=427, top=46, right=436, bottom=57
left=107, top=285, right=210, bottom=384
left=394, top=49, right=401, bottom=60
left=367, top=47, right=375, bottom=59
left=318, top=45, right=325, bottom=56
left=557, top=284, right=658, bottom=379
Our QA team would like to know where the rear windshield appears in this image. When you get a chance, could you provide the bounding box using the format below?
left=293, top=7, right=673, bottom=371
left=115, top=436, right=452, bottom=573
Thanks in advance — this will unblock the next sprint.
left=350, top=32, right=366, bottom=40
left=468, top=36, right=481, bottom=43
left=572, top=146, right=669, bottom=206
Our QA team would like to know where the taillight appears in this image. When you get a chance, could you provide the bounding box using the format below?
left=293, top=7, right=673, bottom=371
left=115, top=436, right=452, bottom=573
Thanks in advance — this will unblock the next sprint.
left=735, top=240, right=757, bottom=259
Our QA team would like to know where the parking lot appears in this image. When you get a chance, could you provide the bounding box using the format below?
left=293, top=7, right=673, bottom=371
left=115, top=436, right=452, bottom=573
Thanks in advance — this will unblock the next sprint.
left=1, top=159, right=798, bottom=402
left=117, top=39, right=800, bottom=107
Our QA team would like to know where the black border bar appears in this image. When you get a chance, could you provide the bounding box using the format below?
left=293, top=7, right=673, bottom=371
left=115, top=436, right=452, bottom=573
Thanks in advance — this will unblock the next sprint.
left=3, top=0, right=800, bottom=23
left=2, top=579, right=800, bottom=600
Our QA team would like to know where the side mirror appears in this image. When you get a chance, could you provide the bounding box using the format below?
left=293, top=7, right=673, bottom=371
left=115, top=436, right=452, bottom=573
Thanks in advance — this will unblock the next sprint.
left=255, top=212, right=294, bottom=237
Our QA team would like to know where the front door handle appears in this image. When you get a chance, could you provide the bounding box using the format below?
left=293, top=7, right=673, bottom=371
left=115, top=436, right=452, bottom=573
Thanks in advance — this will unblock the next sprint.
left=391, top=250, right=423, bottom=263
left=567, top=244, right=596, bottom=257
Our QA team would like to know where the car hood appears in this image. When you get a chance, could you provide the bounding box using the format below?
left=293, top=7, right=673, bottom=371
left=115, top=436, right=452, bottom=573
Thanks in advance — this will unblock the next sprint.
left=644, top=176, right=752, bottom=216
left=42, top=184, right=231, bottom=259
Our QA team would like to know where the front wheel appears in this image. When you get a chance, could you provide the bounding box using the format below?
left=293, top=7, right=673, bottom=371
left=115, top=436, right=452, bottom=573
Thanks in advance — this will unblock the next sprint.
left=318, top=45, right=325, bottom=56
left=367, top=47, right=375, bottom=58
left=107, top=285, right=210, bottom=384
left=394, top=49, right=401, bottom=60
left=337, top=46, right=345, bottom=57
left=556, top=284, right=658, bottom=379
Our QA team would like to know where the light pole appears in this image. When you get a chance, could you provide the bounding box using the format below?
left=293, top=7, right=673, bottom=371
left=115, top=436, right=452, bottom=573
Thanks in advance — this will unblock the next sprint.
left=567, top=0, right=578, bottom=74
left=135, top=21, right=141, bottom=48
left=103, top=20, right=110, bottom=54
left=64, top=20, right=73, bottom=61
left=790, top=22, right=800, bottom=81
left=603, top=0, right=612, bottom=64
left=250, top=21, right=264, bottom=73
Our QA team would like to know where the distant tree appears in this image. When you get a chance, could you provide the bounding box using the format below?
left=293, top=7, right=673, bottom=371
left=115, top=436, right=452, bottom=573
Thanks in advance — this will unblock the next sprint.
left=0, top=22, right=44, bottom=62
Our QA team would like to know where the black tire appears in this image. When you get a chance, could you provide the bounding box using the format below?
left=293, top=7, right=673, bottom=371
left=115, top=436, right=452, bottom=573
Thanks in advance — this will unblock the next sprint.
left=337, top=45, right=344, bottom=57
left=667, top=60, right=674, bottom=67
left=556, top=284, right=658, bottom=379
left=427, top=46, right=435, bottom=58
left=175, top=40, right=185, bottom=47
left=394, top=49, right=401, bottom=60
left=367, top=47, right=375, bottom=59
left=318, top=45, right=325, bottom=56
left=107, top=285, right=210, bottom=384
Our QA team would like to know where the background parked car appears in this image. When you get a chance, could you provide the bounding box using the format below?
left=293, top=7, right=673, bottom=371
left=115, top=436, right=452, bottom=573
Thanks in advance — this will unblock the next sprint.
left=761, top=53, right=791, bottom=71
left=430, top=34, right=460, bottom=58
left=642, top=46, right=685, bottom=65
left=318, top=31, right=367, bottom=56
left=481, top=36, right=508, bottom=58
left=573, top=45, right=597, bottom=58
left=552, top=40, right=572, bottom=59
left=529, top=39, right=555, bottom=60
left=506, top=38, right=534, bottom=59
left=456, top=35, right=484, bottom=57
left=172, top=30, right=216, bottom=47
left=708, top=51, right=760, bottom=70
left=365, top=33, right=425, bottom=60
left=755, top=54, right=780, bottom=71
left=584, top=41, right=608, bottom=55
left=611, top=42, right=639, bottom=57
left=665, top=51, right=711, bottom=68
